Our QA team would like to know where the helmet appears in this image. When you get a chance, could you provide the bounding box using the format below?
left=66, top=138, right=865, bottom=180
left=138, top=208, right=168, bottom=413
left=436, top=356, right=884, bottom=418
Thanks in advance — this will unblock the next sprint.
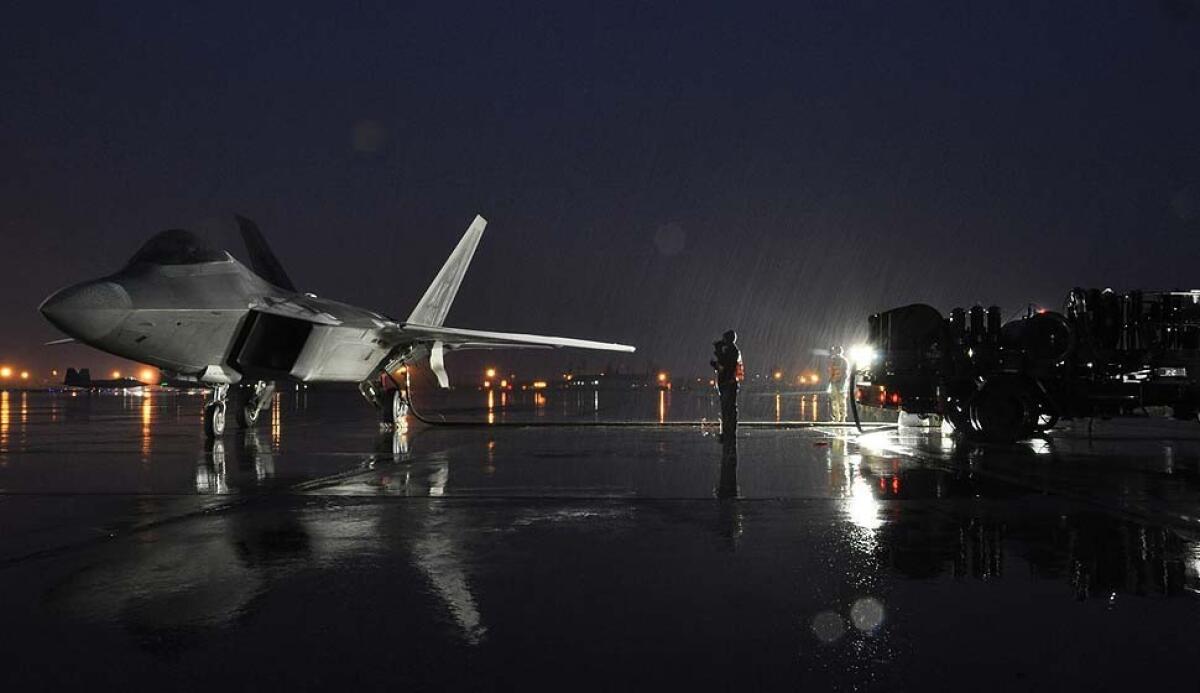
left=831, top=345, right=844, bottom=356
left=723, top=330, right=737, bottom=343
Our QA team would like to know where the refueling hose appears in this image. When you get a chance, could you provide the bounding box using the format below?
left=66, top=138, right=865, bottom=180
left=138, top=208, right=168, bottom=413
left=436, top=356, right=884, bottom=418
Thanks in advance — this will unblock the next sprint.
left=848, top=369, right=864, bottom=434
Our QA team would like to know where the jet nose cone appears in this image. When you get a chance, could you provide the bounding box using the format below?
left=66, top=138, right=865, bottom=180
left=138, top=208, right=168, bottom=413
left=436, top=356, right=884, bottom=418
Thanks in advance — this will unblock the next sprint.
left=40, top=281, right=132, bottom=341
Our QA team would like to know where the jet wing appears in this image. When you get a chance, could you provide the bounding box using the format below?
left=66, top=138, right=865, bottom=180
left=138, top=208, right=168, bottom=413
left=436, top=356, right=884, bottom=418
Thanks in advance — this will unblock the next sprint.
left=397, top=324, right=636, bottom=353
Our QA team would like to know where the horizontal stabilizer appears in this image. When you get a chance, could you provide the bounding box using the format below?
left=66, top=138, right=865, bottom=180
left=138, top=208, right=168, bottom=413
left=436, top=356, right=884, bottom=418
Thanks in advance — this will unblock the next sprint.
left=236, top=215, right=297, bottom=292
left=401, top=324, right=635, bottom=353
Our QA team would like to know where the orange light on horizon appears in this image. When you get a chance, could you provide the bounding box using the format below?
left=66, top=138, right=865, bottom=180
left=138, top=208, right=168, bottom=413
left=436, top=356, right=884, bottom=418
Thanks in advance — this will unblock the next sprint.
left=138, top=368, right=158, bottom=384
left=485, top=368, right=497, bottom=379
left=532, top=381, right=548, bottom=389
left=657, top=372, right=668, bottom=383
left=111, top=370, right=122, bottom=379
left=0, top=367, right=11, bottom=379
left=20, top=371, right=29, bottom=380
left=773, top=371, right=783, bottom=381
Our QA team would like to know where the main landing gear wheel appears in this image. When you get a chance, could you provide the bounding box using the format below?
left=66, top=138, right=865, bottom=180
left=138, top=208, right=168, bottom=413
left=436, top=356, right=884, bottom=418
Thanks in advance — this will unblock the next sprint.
left=237, top=381, right=276, bottom=429
left=391, top=390, right=410, bottom=428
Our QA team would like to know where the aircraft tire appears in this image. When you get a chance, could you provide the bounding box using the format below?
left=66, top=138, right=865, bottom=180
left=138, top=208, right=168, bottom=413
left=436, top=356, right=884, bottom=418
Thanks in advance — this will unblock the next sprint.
left=392, top=390, right=410, bottom=427
left=204, top=402, right=227, bottom=438
left=237, top=403, right=260, bottom=429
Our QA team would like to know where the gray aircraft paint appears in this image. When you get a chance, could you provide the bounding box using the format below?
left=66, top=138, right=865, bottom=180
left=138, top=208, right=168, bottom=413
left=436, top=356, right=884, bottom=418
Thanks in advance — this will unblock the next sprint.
left=40, top=215, right=634, bottom=388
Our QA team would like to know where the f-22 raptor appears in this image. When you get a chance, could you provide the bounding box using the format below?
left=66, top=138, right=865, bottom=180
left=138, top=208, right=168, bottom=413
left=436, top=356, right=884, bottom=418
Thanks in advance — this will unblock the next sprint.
left=40, top=215, right=635, bottom=436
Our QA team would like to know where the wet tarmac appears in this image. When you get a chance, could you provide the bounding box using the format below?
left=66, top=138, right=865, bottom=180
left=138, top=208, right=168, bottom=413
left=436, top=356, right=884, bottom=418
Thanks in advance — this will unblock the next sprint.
left=3, top=388, right=1200, bottom=690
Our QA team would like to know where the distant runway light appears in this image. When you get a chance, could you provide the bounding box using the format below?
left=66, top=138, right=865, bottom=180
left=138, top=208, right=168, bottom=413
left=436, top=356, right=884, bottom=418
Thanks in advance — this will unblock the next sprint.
left=0, top=367, right=10, bottom=378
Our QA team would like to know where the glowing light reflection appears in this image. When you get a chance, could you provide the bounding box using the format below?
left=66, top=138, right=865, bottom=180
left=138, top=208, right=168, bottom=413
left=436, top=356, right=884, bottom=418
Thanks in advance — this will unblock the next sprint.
left=141, top=395, right=152, bottom=457
left=271, top=392, right=282, bottom=448
left=0, top=391, right=8, bottom=452
left=846, top=475, right=882, bottom=531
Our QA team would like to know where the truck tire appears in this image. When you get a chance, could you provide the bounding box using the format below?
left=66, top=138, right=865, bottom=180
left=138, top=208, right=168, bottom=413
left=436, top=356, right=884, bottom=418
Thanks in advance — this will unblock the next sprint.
left=969, top=379, right=1037, bottom=442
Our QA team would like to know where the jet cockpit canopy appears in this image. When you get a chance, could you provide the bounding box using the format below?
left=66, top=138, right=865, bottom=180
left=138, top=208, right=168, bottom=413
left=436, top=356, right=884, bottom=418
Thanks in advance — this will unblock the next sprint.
left=127, top=229, right=230, bottom=266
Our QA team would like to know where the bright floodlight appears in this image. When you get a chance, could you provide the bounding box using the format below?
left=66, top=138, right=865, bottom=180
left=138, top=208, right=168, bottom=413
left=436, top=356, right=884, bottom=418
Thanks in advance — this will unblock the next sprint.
left=848, top=344, right=876, bottom=366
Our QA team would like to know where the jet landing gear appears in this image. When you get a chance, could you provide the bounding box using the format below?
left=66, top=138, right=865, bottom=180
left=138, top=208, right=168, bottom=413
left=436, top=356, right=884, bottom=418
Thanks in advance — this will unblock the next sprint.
left=237, top=381, right=276, bottom=429
left=204, top=384, right=230, bottom=438
left=205, top=382, right=276, bottom=437
left=387, top=390, right=411, bottom=428
left=360, top=374, right=410, bottom=430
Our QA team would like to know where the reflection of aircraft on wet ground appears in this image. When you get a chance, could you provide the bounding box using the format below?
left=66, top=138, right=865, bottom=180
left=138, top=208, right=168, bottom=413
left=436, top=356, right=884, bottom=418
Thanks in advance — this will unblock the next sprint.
left=41, top=215, right=635, bottom=436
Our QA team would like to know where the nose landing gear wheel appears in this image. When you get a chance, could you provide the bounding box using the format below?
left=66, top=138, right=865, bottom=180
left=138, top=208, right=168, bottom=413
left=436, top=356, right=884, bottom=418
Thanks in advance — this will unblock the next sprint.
left=204, top=383, right=230, bottom=438
left=204, top=401, right=227, bottom=437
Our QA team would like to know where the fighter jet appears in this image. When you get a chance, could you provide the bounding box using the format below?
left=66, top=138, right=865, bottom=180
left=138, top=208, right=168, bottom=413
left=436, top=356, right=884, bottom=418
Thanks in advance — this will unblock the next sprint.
left=40, top=215, right=635, bottom=436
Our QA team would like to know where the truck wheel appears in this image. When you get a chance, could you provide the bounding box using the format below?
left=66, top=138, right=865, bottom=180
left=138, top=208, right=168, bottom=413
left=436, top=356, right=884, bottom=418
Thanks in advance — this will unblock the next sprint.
left=969, top=381, right=1036, bottom=442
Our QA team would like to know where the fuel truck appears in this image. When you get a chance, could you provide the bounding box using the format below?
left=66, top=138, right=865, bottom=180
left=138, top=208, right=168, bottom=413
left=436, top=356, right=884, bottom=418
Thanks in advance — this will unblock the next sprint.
left=852, top=288, right=1200, bottom=441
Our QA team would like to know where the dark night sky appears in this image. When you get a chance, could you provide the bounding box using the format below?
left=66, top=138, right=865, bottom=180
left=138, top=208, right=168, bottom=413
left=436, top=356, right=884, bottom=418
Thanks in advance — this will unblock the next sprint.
left=3, top=1, right=1200, bottom=380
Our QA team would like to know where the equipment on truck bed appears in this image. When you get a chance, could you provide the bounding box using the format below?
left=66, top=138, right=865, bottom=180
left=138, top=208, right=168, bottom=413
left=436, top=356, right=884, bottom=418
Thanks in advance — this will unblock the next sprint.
left=853, top=288, right=1200, bottom=441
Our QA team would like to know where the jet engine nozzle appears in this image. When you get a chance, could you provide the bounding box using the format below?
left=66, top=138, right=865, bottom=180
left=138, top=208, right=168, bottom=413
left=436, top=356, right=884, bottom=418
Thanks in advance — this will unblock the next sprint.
left=39, top=281, right=132, bottom=342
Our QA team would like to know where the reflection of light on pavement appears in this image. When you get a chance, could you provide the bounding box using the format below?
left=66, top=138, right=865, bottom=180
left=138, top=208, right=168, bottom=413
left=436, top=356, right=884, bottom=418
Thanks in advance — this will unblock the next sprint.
left=253, top=435, right=275, bottom=480
left=412, top=513, right=487, bottom=645
left=1026, top=439, right=1051, bottom=455
left=659, top=390, right=667, bottom=424
left=20, top=392, right=28, bottom=426
left=429, top=464, right=448, bottom=497
left=1186, top=545, right=1200, bottom=593
left=271, top=392, right=282, bottom=448
left=855, top=430, right=895, bottom=454
left=847, top=477, right=883, bottom=531
left=810, top=394, right=819, bottom=421
left=811, top=611, right=846, bottom=643
left=775, top=393, right=781, bottom=423
left=196, top=440, right=229, bottom=494
left=141, top=396, right=152, bottom=458
left=594, top=391, right=599, bottom=412
left=0, top=391, right=9, bottom=452
left=850, top=596, right=885, bottom=632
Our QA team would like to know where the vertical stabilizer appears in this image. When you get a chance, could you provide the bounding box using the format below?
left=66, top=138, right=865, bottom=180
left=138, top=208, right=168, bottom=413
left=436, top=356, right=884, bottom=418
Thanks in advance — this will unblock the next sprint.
left=406, top=215, right=487, bottom=327
left=236, top=215, right=297, bottom=292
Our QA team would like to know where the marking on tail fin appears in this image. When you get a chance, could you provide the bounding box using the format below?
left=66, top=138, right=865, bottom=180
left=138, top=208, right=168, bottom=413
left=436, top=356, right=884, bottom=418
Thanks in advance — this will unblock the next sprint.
left=406, top=215, right=487, bottom=327
left=236, top=215, right=297, bottom=292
